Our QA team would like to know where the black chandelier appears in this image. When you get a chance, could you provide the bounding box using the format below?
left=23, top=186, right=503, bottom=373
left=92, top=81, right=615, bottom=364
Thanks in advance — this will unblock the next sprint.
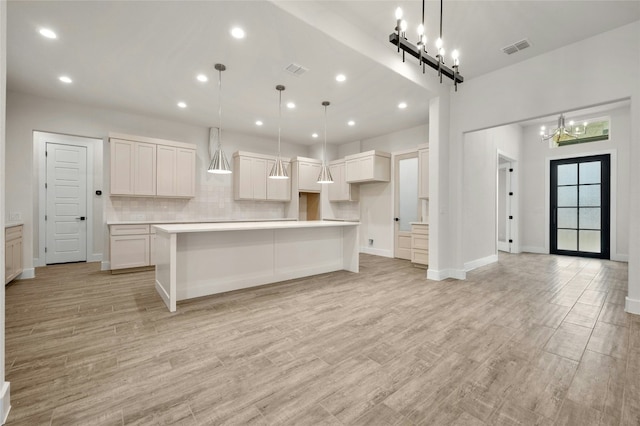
left=389, top=0, right=463, bottom=91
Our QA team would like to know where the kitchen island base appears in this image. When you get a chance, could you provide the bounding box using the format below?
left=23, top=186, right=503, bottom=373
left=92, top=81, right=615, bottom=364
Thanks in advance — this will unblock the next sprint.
left=154, top=221, right=359, bottom=312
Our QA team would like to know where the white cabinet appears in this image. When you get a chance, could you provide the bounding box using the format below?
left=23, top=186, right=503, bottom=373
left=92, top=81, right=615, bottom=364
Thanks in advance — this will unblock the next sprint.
left=109, top=133, right=196, bottom=198
left=109, top=224, right=155, bottom=270
left=410, top=223, right=429, bottom=267
left=345, top=150, right=391, bottom=183
left=418, top=147, right=429, bottom=199
left=156, top=146, right=196, bottom=197
left=295, top=158, right=322, bottom=192
left=328, top=160, right=359, bottom=202
left=233, top=152, right=291, bottom=201
left=266, top=160, right=292, bottom=201
left=5, top=224, right=23, bottom=284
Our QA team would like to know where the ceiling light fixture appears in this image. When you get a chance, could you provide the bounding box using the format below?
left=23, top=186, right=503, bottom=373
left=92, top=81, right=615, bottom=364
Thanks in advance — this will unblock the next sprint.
left=390, top=0, right=463, bottom=91
left=336, top=74, right=346, bottom=82
left=317, top=101, right=334, bottom=184
left=348, top=120, right=355, bottom=126
left=207, top=63, right=232, bottom=174
left=269, top=85, right=289, bottom=180
left=540, top=114, right=585, bottom=144
left=177, top=101, right=187, bottom=108
left=59, top=76, right=72, bottom=84
left=196, top=74, right=208, bottom=82
left=312, top=133, right=319, bottom=138
left=231, top=27, right=245, bottom=39
left=398, top=102, right=407, bottom=109
left=286, top=102, right=295, bottom=109
left=39, top=28, right=57, bottom=39
left=255, top=120, right=263, bottom=126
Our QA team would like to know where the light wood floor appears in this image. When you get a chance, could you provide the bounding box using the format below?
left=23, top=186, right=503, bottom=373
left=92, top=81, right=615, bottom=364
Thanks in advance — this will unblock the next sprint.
left=5, top=253, right=640, bottom=425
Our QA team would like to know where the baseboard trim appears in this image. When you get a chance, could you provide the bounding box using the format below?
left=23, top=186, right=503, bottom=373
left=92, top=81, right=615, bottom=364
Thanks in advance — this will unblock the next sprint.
left=626, top=296, right=640, bottom=315
left=520, top=246, right=547, bottom=254
left=610, top=254, right=628, bottom=262
left=427, top=268, right=466, bottom=281
left=359, top=247, right=393, bottom=258
left=18, top=268, right=35, bottom=280
left=88, top=253, right=103, bottom=263
left=101, top=261, right=111, bottom=271
left=464, top=254, right=498, bottom=272
left=1, top=381, right=10, bottom=424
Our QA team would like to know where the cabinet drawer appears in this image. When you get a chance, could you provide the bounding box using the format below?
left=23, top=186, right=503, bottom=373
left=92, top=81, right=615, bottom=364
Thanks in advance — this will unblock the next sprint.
left=110, top=224, right=150, bottom=236
left=411, top=249, right=429, bottom=265
left=411, top=224, right=429, bottom=235
left=6, top=225, right=23, bottom=241
left=411, top=234, right=429, bottom=250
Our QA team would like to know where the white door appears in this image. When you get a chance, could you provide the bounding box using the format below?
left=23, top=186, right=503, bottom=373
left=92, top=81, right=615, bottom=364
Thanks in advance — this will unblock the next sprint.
left=46, top=143, right=88, bottom=264
left=394, top=152, right=419, bottom=260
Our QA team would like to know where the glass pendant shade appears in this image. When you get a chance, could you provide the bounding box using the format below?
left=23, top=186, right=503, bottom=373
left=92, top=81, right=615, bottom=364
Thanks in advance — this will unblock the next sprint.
left=317, top=164, right=333, bottom=184
left=207, top=146, right=231, bottom=174
left=269, top=157, right=288, bottom=179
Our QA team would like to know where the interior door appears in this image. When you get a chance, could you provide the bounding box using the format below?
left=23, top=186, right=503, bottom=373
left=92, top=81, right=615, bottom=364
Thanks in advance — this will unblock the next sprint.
left=394, top=152, right=419, bottom=259
left=46, top=143, right=88, bottom=264
left=550, top=154, right=610, bottom=259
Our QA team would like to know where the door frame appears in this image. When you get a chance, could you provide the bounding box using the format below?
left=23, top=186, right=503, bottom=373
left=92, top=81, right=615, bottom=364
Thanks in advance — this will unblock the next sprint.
left=496, top=151, right=518, bottom=254
left=392, top=149, right=420, bottom=259
left=544, top=149, right=618, bottom=259
left=35, top=131, right=102, bottom=267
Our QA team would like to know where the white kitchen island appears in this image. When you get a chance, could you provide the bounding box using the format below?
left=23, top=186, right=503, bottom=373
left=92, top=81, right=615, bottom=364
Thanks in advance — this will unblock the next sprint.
left=153, top=220, right=359, bottom=312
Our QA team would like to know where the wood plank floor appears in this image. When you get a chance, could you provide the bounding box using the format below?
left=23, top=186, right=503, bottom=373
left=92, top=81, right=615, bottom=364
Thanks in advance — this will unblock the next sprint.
left=5, top=253, right=640, bottom=425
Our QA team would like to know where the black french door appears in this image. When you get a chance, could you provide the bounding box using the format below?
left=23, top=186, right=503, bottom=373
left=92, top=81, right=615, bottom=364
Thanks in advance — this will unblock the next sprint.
left=550, top=154, right=610, bottom=259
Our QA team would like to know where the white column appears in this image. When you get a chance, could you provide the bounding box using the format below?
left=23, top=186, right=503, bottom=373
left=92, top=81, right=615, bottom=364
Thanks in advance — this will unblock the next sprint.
left=626, top=52, right=640, bottom=314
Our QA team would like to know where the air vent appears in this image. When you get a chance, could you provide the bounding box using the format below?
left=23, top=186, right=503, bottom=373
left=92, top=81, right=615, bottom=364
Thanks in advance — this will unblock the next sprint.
left=284, top=63, right=309, bottom=76
left=501, top=38, right=531, bottom=55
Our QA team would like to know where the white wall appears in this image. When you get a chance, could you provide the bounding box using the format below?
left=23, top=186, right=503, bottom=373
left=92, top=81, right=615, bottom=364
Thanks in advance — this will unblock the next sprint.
left=520, top=106, right=630, bottom=259
left=445, top=21, right=640, bottom=312
left=5, top=91, right=311, bottom=269
left=362, top=124, right=428, bottom=152
left=462, top=124, right=522, bottom=268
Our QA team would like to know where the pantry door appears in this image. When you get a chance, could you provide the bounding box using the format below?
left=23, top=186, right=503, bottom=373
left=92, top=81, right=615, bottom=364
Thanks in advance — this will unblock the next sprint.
left=394, top=152, right=419, bottom=259
left=550, top=154, right=610, bottom=259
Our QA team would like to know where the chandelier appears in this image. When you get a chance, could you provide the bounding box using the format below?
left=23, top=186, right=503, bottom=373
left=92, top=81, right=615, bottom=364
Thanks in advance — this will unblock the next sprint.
left=389, top=0, right=463, bottom=91
left=540, top=114, right=588, bottom=144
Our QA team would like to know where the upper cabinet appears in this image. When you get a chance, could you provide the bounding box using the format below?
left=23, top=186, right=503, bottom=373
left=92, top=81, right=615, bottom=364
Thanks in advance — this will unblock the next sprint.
left=233, top=151, right=291, bottom=201
left=294, top=157, right=322, bottom=192
left=328, top=160, right=359, bottom=202
left=109, top=133, right=196, bottom=198
left=345, top=150, right=391, bottom=183
left=418, top=146, right=429, bottom=199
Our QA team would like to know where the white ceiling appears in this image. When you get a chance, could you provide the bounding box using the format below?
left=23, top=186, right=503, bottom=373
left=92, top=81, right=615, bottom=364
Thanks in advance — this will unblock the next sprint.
left=7, top=1, right=640, bottom=145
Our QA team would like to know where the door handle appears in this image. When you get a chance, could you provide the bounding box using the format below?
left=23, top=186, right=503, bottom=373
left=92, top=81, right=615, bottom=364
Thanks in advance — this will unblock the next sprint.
left=394, top=217, right=399, bottom=222
left=75, top=216, right=86, bottom=221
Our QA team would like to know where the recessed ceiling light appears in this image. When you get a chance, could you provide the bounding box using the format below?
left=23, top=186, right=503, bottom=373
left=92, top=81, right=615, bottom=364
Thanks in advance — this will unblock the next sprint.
left=231, top=27, right=245, bottom=39
left=177, top=102, right=187, bottom=108
left=336, top=74, right=346, bottom=82
left=398, top=102, right=408, bottom=109
left=286, top=102, right=295, bottom=109
left=39, top=28, right=57, bottom=39
left=255, top=120, right=263, bottom=126
left=196, top=74, right=208, bottom=82
left=59, top=76, right=72, bottom=84
left=312, top=133, right=319, bottom=138
left=348, top=120, right=355, bottom=126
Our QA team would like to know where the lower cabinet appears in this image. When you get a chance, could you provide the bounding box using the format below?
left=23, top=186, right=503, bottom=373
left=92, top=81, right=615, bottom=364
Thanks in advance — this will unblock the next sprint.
left=410, top=223, right=429, bottom=267
left=109, top=224, right=155, bottom=270
left=5, top=224, right=23, bottom=284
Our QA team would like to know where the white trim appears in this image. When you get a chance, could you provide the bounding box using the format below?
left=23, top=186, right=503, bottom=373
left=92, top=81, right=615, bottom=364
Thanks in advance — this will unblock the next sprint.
left=497, top=241, right=510, bottom=252
left=0, top=381, right=10, bottom=424
left=625, top=296, right=640, bottom=315
left=545, top=149, right=618, bottom=259
left=520, top=245, right=547, bottom=254
left=17, top=268, right=35, bottom=280
left=497, top=150, right=519, bottom=255
left=359, top=246, right=393, bottom=258
left=391, top=149, right=419, bottom=258
left=610, top=254, right=628, bottom=262
left=101, top=261, right=111, bottom=271
left=464, top=254, right=499, bottom=272
left=35, top=132, right=103, bottom=267
left=427, top=268, right=466, bottom=281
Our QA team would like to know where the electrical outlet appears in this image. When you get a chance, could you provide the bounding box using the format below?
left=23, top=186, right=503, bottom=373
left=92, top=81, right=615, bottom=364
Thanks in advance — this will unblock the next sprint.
left=9, top=212, right=21, bottom=222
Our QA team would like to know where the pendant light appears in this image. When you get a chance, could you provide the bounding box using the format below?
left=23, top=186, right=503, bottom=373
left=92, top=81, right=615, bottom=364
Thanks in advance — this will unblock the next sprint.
left=207, top=63, right=232, bottom=174
left=269, top=85, right=288, bottom=179
left=317, top=101, right=334, bottom=184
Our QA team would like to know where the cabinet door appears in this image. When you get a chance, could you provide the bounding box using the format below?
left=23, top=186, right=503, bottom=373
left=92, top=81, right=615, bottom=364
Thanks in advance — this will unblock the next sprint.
left=266, top=160, right=291, bottom=201
left=418, top=149, right=429, bottom=199
left=110, top=235, right=150, bottom=269
left=345, top=159, right=359, bottom=183
left=134, top=142, right=157, bottom=196
left=235, top=157, right=254, bottom=200
left=176, top=148, right=196, bottom=197
left=328, top=163, right=344, bottom=201
left=299, top=162, right=321, bottom=192
left=360, top=157, right=374, bottom=180
left=5, top=240, right=13, bottom=283
left=110, top=139, right=134, bottom=195
left=156, top=145, right=177, bottom=196
left=252, top=158, right=267, bottom=200
left=13, top=238, right=23, bottom=278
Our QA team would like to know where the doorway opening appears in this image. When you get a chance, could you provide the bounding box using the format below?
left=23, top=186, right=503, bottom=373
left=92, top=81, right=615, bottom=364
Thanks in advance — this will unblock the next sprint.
left=394, top=151, right=419, bottom=260
left=497, top=154, right=515, bottom=253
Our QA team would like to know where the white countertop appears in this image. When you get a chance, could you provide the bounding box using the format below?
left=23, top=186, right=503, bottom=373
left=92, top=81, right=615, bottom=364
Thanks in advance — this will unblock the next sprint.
left=5, top=221, right=24, bottom=228
left=154, top=220, right=360, bottom=234
left=107, top=218, right=297, bottom=226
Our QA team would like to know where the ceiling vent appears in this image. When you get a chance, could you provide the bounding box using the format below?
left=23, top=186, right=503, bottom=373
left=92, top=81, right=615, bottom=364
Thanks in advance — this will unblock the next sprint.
left=284, top=63, right=309, bottom=76
left=502, top=38, right=531, bottom=55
